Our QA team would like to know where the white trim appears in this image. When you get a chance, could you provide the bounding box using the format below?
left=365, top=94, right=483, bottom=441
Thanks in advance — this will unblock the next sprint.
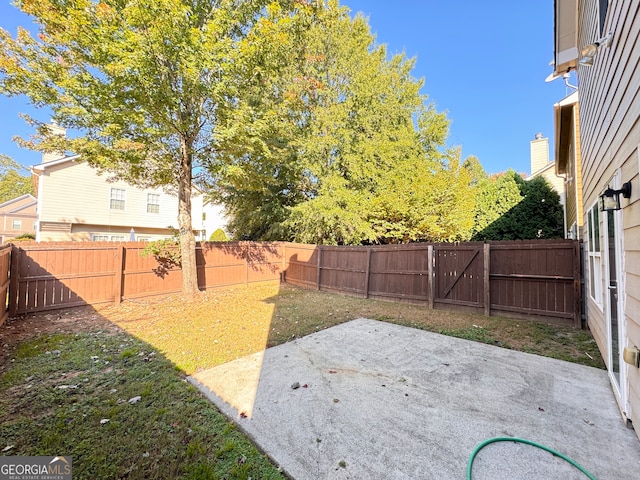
left=587, top=201, right=603, bottom=310
left=31, top=154, right=81, bottom=172
left=35, top=170, right=44, bottom=242
left=603, top=170, right=628, bottom=415
left=557, top=47, right=579, bottom=66
left=0, top=193, right=37, bottom=209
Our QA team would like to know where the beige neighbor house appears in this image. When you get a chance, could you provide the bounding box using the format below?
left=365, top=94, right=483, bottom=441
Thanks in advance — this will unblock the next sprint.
left=553, top=0, right=640, bottom=437
left=31, top=154, right=218, bottom=242
left=554, top=91, right=584, bottom=239
left=527, top=133, right=567, bottom=219
left=0, top=193, right=37, bottom=243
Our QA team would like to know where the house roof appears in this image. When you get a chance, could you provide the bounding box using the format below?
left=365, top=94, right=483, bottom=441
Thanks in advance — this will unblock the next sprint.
left=526, top=161, right=556, bottom=181
left=30, top=153, right=208, bottom=199
left=0, top=194, right=37, bottom=213
left=31, top=154, right=81, bottom=172
left=553, top=0, right=578, bottom=76
left=554, top=91, right=579, bottom=174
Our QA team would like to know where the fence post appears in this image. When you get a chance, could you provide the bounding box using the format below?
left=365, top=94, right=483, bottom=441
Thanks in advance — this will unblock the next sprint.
left=316, top=246, right=322, bottom=290
left=364, top=247, right=372, bottom=298
left=573, top=240, right=583, bottom=328
left=114, top=245, right=125, bottom=305
left=427, top=245, right=434, bottom=309
left=8, top=246, right=20, bottom=317
left=281, top=243, right=286, bottom=283
left=483, top=243, right=491, bottom=316
left=245, top=243, right=249, bottom=286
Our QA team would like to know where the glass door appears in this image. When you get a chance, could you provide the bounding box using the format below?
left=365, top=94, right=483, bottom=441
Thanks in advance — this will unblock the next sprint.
left=605, top=203, right=626, bottom=410
left=606, top=209, right=621, bottom=386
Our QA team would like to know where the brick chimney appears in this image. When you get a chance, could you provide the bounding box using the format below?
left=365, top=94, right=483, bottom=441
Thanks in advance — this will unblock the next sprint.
left=41, top=122, right=67, bottom=163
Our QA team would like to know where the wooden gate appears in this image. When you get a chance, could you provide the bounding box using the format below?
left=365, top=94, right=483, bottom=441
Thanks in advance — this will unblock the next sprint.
left=433, top=243, right=485, bottom=313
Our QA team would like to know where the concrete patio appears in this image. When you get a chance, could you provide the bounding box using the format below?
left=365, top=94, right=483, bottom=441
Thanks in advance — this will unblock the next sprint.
left=189, top=318, right=640, bottom=479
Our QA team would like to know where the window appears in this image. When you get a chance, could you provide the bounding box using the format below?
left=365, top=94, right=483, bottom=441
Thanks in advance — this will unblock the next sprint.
left=599, top=0, right=609, bottom=35
left=147, top=193, right=160, bottom=214
left=92, top=234, right=125, bottom=242
left=12, top=219, right=22, bottom=230
left=110, top=188, right=126, bottom=210
left=587, top=204, right=602, bottom=307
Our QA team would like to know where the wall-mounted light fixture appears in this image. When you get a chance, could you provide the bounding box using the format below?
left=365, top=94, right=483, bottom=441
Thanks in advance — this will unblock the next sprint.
left=579, top=33, right=613, bottom=66
left=600, top=181, right=632, bottom=211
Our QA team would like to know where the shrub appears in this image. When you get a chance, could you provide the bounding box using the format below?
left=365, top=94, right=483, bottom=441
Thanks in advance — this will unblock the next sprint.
left=141, top=237, right=181, bottom=277
left=209, top=228, right=228, bottom=242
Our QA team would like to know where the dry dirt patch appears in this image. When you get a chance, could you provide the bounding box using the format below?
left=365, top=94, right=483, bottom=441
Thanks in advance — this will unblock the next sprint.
left=0, top=306, right=117, bottom=372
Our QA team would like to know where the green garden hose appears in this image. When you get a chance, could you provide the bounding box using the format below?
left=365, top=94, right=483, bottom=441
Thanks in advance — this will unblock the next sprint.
left=467, top=437, right=598, bottom=480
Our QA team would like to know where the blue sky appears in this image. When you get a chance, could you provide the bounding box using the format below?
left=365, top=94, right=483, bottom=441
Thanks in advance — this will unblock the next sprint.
left=0, top=1, right=572, bottom=175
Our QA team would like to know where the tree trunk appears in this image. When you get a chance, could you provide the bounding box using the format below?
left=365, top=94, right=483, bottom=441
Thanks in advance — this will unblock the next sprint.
left=178, top=138, right=199, bottom=297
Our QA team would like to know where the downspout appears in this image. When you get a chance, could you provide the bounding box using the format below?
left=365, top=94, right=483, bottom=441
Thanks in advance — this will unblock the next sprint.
left=555, top=170, right=569, bottom=238
left=31, top=167, right=43, bottom=243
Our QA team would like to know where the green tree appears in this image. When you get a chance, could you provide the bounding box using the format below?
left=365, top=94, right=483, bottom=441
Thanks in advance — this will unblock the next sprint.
left=0, top=0, right=301, bottom=295
left=472, top=172, right=564, bottom=241
left=212, top=1, right=462, bottom=244
left=205, top=1, right=482, bottom=245
left=0, top=154, right=34, bottom=202
left=285, top=3, right=441, bottom=244
left=203, top=2, right=313, bottom=240
left=471, top=170, right=524, bottom=239
left=367, top=147, right=475, bottom=243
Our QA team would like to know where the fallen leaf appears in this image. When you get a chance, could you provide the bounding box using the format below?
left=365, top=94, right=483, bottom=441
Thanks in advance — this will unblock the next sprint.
left=240, top=412, right=248, bottom=419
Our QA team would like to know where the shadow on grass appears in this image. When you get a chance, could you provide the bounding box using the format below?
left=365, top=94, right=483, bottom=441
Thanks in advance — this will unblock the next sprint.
left=0, top=307, right=285, bottom=480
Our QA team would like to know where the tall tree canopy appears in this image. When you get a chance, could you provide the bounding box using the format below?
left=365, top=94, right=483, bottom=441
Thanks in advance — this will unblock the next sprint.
left=209, top=1, right=468, bottom=244
left=0, top=0, right=304, bottom=295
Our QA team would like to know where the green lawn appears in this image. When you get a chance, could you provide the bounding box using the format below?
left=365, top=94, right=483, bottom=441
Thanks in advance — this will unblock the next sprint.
left=0, top=331, right=284, bottom=480
left=0, top=283, right=605, bottom=479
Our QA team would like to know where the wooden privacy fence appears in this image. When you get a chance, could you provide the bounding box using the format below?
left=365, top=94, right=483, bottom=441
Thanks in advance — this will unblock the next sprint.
left=0, top=245, right=10, bottom=326
left=5, top=239, right=582, bottom=327
left=7, top=241, right=283, bottom=316
left=283, top=240, right=582, bottom=327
